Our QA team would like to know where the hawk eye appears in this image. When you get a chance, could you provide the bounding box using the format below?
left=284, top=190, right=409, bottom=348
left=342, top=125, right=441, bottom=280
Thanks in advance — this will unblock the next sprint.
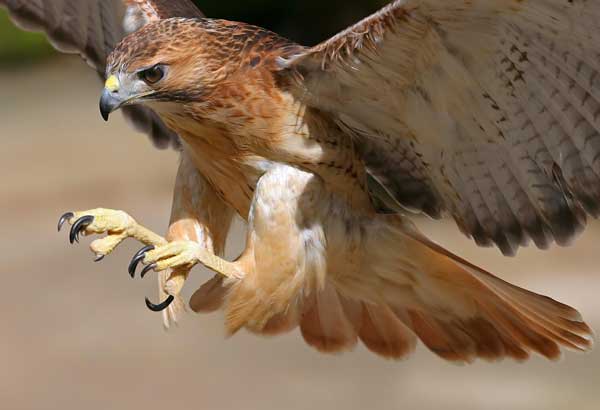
left=139, top=65, right=165, bottom=85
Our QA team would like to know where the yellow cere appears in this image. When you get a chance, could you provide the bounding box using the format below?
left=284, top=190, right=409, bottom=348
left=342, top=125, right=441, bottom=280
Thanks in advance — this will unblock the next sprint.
left=105, top=75, right=120, bottom=92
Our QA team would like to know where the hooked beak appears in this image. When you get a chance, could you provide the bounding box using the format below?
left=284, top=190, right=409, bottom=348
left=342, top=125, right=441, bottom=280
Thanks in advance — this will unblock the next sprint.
left=99, top=88, right=123, bottom=121
left=99, top=75, right=123, bottom=121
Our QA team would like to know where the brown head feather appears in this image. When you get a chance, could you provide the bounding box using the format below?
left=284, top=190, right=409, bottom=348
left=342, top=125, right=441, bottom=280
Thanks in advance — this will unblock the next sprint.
left=107, top=18, right=304, bottom=104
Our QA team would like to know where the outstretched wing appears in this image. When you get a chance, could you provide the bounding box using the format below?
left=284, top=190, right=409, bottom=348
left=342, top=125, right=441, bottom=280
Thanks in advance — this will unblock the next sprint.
left=0, top=0, right=203, bottom=148
left=280, top=0, right=600, bottom=255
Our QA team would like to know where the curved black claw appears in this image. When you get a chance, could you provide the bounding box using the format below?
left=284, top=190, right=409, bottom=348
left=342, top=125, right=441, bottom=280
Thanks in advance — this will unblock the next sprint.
left=145, top=295, right=175, bottom=312
left=69, top=215, right=94, bottom=244
left=140, top=263, right=157, bottom=279
left=94, top=254, right=105, bottom=263
left=128, top=245, right=155, bottom=278
left=57, top=212, right=74, bottom=232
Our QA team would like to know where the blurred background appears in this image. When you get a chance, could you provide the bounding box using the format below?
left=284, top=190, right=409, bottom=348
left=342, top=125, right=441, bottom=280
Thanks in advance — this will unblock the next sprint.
left=1, top=1, right=599, bottom=409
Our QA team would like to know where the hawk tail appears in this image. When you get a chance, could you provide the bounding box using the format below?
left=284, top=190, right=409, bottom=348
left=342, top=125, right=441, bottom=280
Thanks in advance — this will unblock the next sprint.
left=189, top=218, right=593, bottom=362
left=373, top=227, right=594, bottom=362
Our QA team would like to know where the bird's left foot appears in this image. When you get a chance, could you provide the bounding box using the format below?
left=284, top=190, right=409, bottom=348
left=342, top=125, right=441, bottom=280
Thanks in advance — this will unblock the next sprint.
left=129, top=240, right=243, bottom=313
left=128, top=241, right=205, bottom=313
left=129, top=241, right=204, bottom=278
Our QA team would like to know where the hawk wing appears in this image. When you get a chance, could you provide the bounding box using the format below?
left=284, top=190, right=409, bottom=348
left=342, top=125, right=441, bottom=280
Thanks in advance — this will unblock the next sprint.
left=280, top=0, right=600, bottom=255
left=0, top=0, right=203, bottom=148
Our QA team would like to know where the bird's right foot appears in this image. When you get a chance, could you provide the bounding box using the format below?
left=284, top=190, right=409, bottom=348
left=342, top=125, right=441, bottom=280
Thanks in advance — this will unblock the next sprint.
left=58, top=208, right=167, bottom=262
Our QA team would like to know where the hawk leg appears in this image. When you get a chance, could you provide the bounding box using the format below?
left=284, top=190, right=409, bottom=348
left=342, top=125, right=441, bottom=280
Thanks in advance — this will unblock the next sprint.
left=58, top=208, right=167, bottom=255
left=58, top=208, right=240, bottom=311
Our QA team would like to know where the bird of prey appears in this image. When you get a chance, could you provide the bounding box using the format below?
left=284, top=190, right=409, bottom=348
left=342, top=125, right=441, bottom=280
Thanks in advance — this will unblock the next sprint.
left=3, top=0, right=599, bottom=363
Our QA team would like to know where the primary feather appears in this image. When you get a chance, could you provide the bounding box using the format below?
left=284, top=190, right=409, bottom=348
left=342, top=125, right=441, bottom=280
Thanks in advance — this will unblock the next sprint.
left=283, top=0, right=600, bottom=255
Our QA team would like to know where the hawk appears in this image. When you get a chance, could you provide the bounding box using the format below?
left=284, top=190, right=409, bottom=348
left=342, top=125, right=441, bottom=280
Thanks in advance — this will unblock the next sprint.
left=2, top=0, right=598, bottom=362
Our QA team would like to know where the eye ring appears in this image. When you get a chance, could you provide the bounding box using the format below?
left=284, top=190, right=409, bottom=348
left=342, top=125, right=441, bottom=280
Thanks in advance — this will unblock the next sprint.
left=139, top=65, right=166, bottom=85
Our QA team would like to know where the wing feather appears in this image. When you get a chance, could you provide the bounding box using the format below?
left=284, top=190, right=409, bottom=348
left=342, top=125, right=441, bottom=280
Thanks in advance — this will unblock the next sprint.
left=125, top=0, right=202, bottom=21
left=0, top=0, right=203, bottom=149
left=281, top=0, right=600, bottom=254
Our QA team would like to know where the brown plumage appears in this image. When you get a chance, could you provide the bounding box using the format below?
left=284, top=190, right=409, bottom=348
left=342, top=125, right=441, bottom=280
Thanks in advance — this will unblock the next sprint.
left=2, top=0, right=597, bottom=362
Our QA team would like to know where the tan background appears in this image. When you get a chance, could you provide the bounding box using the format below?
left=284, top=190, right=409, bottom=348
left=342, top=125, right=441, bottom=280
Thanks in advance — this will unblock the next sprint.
left=1, top=57, right=599, bottom=410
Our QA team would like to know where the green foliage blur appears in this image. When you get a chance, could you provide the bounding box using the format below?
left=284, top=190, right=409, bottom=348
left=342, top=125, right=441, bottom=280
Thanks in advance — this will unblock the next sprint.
left=0, top=0, right=388, bottom=65
left=0, top=9, right=53, bottom=65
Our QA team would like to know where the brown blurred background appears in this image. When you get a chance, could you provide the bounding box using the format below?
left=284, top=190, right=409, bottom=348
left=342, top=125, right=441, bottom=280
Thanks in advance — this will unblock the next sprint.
left=1, top=3, right=600, bottom=410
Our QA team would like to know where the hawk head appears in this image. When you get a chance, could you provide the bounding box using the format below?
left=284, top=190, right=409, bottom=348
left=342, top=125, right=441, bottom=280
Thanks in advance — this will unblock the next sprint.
left=99, top=18, right=232, bottom=121
left=99, top=16, right=303, bottom=133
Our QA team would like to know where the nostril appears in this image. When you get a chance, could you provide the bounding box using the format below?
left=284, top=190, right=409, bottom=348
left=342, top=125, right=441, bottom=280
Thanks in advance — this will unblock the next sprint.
left=104, top=75, right=120, bottom=93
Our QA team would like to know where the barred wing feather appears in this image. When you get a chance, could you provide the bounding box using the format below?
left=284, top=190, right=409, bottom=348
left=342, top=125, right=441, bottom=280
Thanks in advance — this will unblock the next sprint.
left=283, top=0, right=600, bottom=255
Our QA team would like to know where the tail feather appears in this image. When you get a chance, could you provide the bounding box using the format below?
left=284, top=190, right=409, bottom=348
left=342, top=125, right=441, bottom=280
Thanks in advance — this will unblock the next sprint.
left=399, top=231, right=593, bottom=361
left=458, top=317, right=508, bottom=361
left=475, top=272, right=592, bottom=351
left=406, top=310, right=478, bottom=362
left=359, top=304, right=416, bottom=359
left=186, top=216, right=592, bottom=363
left=463, top=317, right=530, bottom=361
left=259, top=305, right=300, bottom=335
left=299, top=284, right=358, bottom=353
left=189, top=275, right=227, bottom=313
left=478, top=302, right=562, bottom=359
left=297, top=289, right=418, bottom=359
left=486, top=289, right=591, bottom=353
